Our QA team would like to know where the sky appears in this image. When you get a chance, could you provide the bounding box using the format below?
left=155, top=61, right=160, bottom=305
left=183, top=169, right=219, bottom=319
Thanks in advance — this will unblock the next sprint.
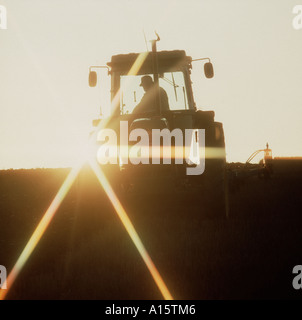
left=0, top=0, right=302, bottom=169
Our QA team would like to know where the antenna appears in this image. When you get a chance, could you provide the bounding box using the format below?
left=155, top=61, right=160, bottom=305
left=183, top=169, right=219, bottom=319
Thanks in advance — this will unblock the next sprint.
left=143, top=29, right=149, bottom=52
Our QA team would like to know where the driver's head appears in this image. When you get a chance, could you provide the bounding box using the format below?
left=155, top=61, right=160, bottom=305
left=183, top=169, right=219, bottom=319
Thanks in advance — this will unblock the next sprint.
left=139, top=75, right=154, bottom=91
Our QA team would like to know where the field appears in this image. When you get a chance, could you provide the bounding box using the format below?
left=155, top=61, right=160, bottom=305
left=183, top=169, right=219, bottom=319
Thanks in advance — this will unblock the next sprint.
left=0, top=159, right=302, bottom=300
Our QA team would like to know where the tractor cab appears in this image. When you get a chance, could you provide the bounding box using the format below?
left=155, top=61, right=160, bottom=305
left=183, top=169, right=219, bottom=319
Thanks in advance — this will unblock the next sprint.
left=108, top=50, right=195, bottom=116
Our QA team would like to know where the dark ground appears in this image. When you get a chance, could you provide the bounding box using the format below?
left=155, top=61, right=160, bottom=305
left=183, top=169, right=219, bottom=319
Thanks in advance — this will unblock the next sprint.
left=0, top=159, right=302, bottom=300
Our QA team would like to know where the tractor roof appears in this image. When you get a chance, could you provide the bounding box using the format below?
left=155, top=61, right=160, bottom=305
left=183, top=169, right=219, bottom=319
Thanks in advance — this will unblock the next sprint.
left=107, top=50, right=192, bottom=74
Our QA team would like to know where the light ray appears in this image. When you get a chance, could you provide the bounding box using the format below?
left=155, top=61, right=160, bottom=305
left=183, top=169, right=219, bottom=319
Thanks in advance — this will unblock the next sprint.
left=89, top=159, right=174, bottom=300
left=0, top=51, right=174, bottom=300
left=92, top=51, right=150, bottom=137
left=98, top=144, right=226, bottom=165
left=0, top=164, right=82, bottom=300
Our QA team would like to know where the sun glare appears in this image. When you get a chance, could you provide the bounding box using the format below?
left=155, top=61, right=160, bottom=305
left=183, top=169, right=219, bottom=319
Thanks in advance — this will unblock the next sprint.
left=0, top=51, right=173, bottom=301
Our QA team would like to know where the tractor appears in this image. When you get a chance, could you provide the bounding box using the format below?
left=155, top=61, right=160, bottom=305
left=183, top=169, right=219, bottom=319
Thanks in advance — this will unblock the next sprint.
left=88, top=38, right=228, bottom=218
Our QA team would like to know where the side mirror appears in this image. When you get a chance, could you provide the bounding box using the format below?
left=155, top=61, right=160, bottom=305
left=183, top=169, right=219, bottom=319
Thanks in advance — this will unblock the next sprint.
left=204, top=62, right=214, bottom=79
left=89, top=71, right=97, bottom=87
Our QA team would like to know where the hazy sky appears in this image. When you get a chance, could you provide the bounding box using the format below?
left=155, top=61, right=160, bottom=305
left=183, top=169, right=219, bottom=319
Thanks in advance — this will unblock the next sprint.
left=1, top=0, right=302, bottom=169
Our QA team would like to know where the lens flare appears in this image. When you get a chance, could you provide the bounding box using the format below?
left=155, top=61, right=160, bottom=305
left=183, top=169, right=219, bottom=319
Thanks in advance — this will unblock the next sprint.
left=89, top=159, right=173, bottom=300
left=0, top=164, right=81, bottom=300
left=0, top=52, right=174, bottom=300
left=0, top=157, right=173, bottom=300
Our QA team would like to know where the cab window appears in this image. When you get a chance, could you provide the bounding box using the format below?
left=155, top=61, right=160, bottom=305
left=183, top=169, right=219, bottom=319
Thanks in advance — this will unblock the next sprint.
left=119, top=71, right=189, bottom=114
